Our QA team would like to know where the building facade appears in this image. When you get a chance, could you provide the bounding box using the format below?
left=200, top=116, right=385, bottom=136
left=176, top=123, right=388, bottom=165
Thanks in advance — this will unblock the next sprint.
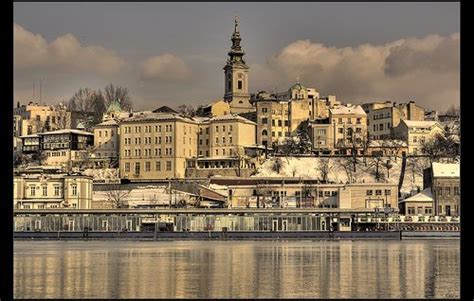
left=39, top=129, right=94, bottom=167
left=391, top=120, right=444, bottom=154
left=364, top=101, right=425, bottom=140
left=424, top=162, right=460, bottom=216
left=119, top=112, right=199, bottom=180
left=13, top=102, right=72, bottom=137
left=93, top=119, right=120, bottom=167
left=13, top=173, right=93, bottom=209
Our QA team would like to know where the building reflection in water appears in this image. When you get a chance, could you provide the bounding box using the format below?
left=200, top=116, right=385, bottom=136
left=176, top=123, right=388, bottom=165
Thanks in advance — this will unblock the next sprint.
left=14, top=240, right=459, bottom=299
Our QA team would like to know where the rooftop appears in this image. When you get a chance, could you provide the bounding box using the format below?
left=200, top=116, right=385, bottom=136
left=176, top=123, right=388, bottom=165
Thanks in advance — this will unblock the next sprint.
left=432, top=162, right=460, bottom=178
left=330, top=104, right=366, bottom=116
left=402, top=120, right=439, bottom=128
left=399, top=187, right=433, bottom=203
left=37, top=129, right=94, bottom=136
left=210, top=114, right=256, bottom=124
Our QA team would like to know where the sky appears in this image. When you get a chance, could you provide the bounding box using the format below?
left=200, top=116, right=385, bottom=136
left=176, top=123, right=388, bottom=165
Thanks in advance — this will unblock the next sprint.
left=14, top=2, right=460, bottom=111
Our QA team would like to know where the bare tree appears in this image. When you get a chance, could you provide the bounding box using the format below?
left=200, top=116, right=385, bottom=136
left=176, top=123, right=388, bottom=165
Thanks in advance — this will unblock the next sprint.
left=316, top=158, right=331, bottom=183
left=382, top=158, right=393, bottom=179
left=336, top=157, right=355, bottom=184
left=68, top=88, right=106, bottom=129
left=177, top=104, right=197, bottom=118
left=234, top=146, right=251, bottom=177
left=445, top=104, right=460, bottom=117
left=272, top=157, right=284, bottom=174
left=104, top=84, right=132, bottom=110
left=368, top=154, right=385, bottom=182
left=105, top=184, right=131, bottom=208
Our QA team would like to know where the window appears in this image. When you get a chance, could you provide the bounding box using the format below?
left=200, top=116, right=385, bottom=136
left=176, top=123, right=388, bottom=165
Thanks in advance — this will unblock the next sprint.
left=272, top=119, right=275, bottom=126
left=278, top=120, right=282, bottom=127
left=156, top=161, right=161, bottom=171
left=375, top=190, right=382, bottom=196
left=99, top=131, right=102, bottom=137
left=30, top=186, right=36, bottom=196
left=278, top=132, right=282, bottom=137
left=437, top=186, right=443, bottom=196
left=206, top=139, right=209, bottom=145
left=166, top=161, right=172, bottom=171
left=206, top=128, right=209, bottom=134
left=272, top=131, right=275, bottom=137
left=238, top=80, right=243, bottom=90
left=199, top=139, right=203, bottom=145
left=223, top=137, right=226, bottom=144
left=445, top=187, right=451, bottom=196
left=454, top=187, right=460, bottom=195
left=262, top=118, right=268, bottom=124
left=356, top=118, right=361, bottom=124
left=216, top=149, right=219, bottom=155
left=54, top=186, right=60, bottom=196
left=42, top=186, right=47, bottom=196
left=125, top=163, right=130, bottom=172
left=262, top=130, right=268, bottom=136
left=338, top=128, right=343, bottom=134
left=425, top=207, right=433, bottom=215
left=366, top=190, right=373, bottom=196
left=380, top=124, right=384, bottom=131
left=408, top=207, right=415, bottom=215
left=145, top=162, right=151, bottom=172
left=223, top=126, right=226, bottom=132
left=284, top=120, right=289, bottom=127
left=71, top=185, right=77, bottom=196
left=413, top=137, right=417, bottom=143
left=215, top=126, right=219, bottom=132
left=229, top=137, right=233, bottom=144
left=324, top=191, right=331, bottom=197
left=384, top=189, right=391, bottom=195
left=223, top=149, right=226, bottom=155
left=331, top=191, right=337, bottom=196
left=135, top=162, right=140, bottom=175
left=216, top=137, right=219, bottom=143
left=373, top=125, right=377, bottom=131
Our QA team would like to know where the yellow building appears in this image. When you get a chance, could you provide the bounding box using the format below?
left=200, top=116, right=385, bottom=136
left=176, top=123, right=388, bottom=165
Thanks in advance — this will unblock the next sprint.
left=13, top=102, right=72, bottom=136
left=119, top=112, right=199, bottom=180
left=93, top=119, right=120, bottom=166
left=196, top=100, right=231, bottom=117
left=391, top=120, right=444, bottom=154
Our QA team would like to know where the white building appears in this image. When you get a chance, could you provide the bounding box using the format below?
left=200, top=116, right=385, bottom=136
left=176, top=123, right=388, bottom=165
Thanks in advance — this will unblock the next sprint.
left=391, top=120, right=444, bottom=154
left=13, top=173, right=93, bottom=209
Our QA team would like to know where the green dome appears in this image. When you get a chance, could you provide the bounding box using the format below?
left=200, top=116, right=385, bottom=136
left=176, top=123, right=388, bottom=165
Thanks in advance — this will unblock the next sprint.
left=106, top=100, right=122, bottom=113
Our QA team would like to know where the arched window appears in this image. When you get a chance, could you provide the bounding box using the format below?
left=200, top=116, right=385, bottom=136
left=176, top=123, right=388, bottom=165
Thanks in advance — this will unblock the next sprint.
left=262, top=130, right=268, bottom=136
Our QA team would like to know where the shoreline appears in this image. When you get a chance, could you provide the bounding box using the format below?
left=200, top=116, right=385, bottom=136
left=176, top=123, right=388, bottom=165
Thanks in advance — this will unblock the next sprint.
left=13, top=230, right=459, bottom=241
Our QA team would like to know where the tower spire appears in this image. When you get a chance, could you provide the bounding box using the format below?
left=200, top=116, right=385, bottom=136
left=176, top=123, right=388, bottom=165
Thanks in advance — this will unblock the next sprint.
left=234, top=14, right=239, bottom=33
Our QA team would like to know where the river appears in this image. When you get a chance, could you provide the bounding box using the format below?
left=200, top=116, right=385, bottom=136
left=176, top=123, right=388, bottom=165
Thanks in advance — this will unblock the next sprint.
left=14, top=239, right=459, bottom=299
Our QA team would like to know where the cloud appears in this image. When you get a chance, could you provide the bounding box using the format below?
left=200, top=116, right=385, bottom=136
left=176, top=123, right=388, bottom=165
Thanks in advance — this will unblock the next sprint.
left=14, top=23, right=126, bottom=75
left=252, top=33, right=459, bottom=110
left=139, top=53, right=191, bottom=81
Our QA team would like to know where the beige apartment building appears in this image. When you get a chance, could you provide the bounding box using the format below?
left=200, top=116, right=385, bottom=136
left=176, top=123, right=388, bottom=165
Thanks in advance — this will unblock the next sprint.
left=391, top=120, right=444, bottom=154
left=363, top=101, right=425, bottom=140
left=14, top=102, right=72, bottom=137
left=13, top=173, right=93, bottom=209
left=93, top=119, right=120, bottom=167
left=309, top=104, right=367, bottom=155
left=119, top=112, right=199, bottom=180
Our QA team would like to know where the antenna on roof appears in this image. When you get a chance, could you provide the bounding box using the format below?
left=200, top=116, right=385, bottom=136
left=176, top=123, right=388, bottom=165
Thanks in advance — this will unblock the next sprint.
left=33, top=81, right=35, bottom=100
left=40, top=80, right=43, bottom=104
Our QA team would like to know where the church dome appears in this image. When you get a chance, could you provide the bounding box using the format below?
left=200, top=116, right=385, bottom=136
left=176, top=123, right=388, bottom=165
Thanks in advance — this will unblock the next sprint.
left=289, top=83, right=306, bottom=91
left=106, top=100, right=122, bottom=114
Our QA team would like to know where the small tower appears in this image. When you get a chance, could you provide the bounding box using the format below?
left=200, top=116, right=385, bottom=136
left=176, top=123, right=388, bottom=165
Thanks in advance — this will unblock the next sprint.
left=223, top=16, right=252, bottom=113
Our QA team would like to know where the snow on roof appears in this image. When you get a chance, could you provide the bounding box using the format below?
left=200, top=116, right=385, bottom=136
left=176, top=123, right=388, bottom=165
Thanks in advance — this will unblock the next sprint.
left=38, top=129, right=94, bottom=136
left=330, top=104, right=366, bottom=116
left=95, top=119, right=119, bottom=127
left=19, top=134, right=40, bottom=139
left=368, top=140, right=407, bottom=148
left=210, top=114, right=256, bottom=124
left=432, top=162, right=459, bottom=178
left=399, top=187, right=433, bottom=203
left=402, top=120, right=439, bottom=128
left=122, top=112, right=197, bottom=123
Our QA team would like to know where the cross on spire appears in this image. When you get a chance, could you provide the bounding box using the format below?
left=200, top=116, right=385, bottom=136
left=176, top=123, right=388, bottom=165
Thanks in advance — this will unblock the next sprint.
left=234, top=14, right=239, bottom=33
left=296, top=75, right=301, bottom=84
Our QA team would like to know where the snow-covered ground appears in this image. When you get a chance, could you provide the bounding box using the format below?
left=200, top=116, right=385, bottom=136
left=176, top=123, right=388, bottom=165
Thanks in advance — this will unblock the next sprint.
left=252, top=156, right=432, bottom=197
left=83, top=168, right=119, bottom=181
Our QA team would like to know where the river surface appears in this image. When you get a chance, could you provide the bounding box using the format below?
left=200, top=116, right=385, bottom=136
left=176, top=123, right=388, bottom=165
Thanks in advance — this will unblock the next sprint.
left=14, top=240, right=459, bottom=299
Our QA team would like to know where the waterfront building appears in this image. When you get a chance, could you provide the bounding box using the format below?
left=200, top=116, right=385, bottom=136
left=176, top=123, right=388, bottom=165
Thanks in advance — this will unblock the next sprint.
left=92, top=119, right=120, bottom=167
left=18, top=134, right=41, bottom=154
left=223, top=17, right=253, bottom=114
left=423, top=162, right=460, bottom=216
left=209, top=177, right=398, bottom=210
left=119, top=111, right=199, bottom=180
left=13, top=172, right=93, bottom=209
left=398, top=188, right=434, bottom=216
left=362, top=101, right=425, bottom=140
left=13, top=101, right=72, bottom=136
left=391, top=120, right=444, bottom=154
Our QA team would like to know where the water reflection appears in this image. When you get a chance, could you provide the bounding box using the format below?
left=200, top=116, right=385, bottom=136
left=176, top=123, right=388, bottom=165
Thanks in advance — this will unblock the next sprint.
left=14, top=240, right=459, bottom=299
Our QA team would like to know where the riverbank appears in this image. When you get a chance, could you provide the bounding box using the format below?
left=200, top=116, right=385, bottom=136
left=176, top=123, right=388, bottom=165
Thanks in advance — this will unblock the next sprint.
left=13, top=230, right=459, bottom=240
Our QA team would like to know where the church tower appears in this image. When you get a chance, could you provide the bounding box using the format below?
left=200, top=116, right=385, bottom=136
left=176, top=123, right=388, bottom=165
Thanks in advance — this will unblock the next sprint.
left=223, top=16, right=252, bottom=113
